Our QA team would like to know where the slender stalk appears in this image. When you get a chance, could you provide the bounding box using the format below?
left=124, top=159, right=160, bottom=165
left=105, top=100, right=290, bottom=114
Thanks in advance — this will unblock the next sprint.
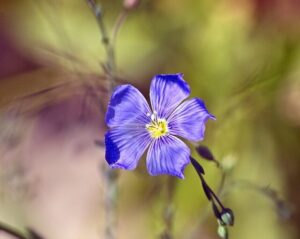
left=102, top=168, right=119, bottom=239
left=217, top=172, right=227, bottom=195
left=160, top=177, right=176, bottom=239
left=86, top=0, right=109, bottom=44
left=86, top=1, right=123, bottom=239
left=111, top=10, right=129, bottom=49
left=86, top=0, right=116, bottom=89
left=187, top=158, right=231, bottom=239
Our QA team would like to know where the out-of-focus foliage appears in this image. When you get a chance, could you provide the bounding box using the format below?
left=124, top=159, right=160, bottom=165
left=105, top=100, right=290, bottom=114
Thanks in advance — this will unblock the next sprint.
left=0, top=0, right=300, bottom=239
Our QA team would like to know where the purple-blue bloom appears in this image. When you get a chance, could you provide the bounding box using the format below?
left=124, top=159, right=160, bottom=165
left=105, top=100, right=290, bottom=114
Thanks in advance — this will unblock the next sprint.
left=105, top=74, right=215, bottom=178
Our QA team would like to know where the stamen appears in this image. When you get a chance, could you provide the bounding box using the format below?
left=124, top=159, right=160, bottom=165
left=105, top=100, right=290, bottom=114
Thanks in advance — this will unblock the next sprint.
left=145, top=114, right=169, bottom=139
left=151, top=114, right=155, bottom=121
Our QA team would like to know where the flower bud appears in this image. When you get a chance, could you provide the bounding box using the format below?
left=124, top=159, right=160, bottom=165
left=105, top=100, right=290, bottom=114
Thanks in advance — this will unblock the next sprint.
left=196, top=145, right=215, bottom=161
left=220, top=154, right=237, bottom=171
left=220, top=208, right=234, bottom=226
left=217, top=225, right=228, bottom=239
left=123, top=0, right=140, bottom=10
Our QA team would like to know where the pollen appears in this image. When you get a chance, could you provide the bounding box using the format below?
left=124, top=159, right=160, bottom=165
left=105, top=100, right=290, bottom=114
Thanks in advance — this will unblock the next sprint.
left=146, top=115, right=169, bottom=139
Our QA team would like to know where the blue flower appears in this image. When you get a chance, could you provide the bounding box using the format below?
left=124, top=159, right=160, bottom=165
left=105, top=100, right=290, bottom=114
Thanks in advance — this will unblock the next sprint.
left=105, top=74, right=215, bottom=178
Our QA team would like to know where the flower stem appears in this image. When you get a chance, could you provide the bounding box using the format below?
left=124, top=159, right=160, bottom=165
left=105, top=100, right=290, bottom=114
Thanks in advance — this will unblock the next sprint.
left=160, top=177, right=176, bottom=239
left=86, top=0, right=116, bottom=89
left=111, top=10, right=129, bottom=49
left=86, top=1, right=126, bottom=239
left=102, top=167, right=119, bottom=239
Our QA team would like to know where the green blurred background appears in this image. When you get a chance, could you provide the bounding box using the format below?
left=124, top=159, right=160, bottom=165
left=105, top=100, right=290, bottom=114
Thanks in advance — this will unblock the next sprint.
left=0, top=0, right=300, bottom=239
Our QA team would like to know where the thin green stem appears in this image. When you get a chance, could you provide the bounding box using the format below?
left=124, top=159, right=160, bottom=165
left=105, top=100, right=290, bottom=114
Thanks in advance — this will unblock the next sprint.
left=160, top=177, right=176, bottom=239
left=111, top=10, right=129, bottom=49
left=217, top=172, right=227, bottom=195
left=86, top=1, right=122, bottom=239
left=87, top=0, right=116, bottom=89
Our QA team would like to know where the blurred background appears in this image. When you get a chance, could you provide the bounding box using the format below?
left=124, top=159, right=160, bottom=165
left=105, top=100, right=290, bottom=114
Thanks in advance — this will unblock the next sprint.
left=0, top=0, right=300, bottom=239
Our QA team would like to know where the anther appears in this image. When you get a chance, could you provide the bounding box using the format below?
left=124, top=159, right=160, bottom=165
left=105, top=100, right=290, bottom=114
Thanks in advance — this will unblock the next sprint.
left=151, top=114, right=155, bottom=121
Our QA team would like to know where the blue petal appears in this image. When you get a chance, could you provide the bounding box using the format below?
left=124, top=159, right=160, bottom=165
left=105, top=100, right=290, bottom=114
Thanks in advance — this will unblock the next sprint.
left=106, top=85, right=151, bottom=127
left=168, top=98, right=215, bottom=142
left=105, top=127, right=151, bottom=170
left=146, top=136, right=190, bottom=179
left=150, top=74, right=190, bottom=118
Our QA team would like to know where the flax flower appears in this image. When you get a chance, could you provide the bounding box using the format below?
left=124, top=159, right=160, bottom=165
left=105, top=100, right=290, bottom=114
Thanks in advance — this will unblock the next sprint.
left=105, top=74, right=215, bottom=178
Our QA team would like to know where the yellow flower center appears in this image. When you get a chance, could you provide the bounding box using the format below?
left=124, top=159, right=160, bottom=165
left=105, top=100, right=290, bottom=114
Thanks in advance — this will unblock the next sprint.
left=146, top=114, right=169, bottom=139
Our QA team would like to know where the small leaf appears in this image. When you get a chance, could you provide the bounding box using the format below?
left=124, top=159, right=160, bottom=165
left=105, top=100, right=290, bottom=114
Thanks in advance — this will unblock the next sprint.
left=212, top=202, right=221, bottom=219
left=190, top=156, right=205, bottom=175
left=201, top=180, right=212, bottom=200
